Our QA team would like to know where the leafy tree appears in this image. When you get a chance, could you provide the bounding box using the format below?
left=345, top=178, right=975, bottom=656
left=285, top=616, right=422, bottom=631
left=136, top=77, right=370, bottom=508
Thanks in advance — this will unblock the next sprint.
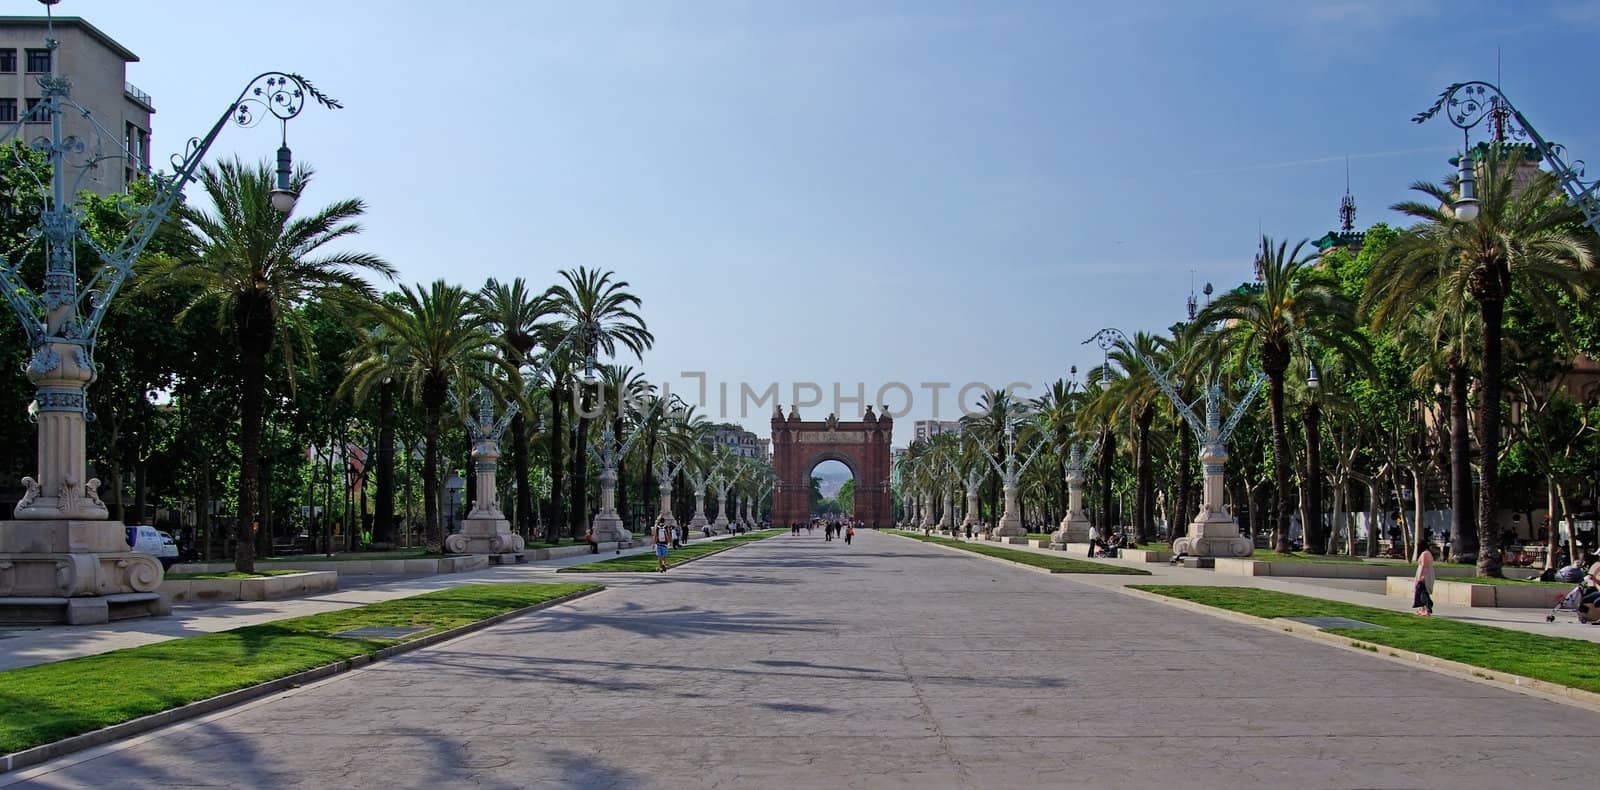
left=341, top=281, right=510, bottom=551
left=152, top=158, right=392, bottom=571
left=1365, top=147, right=1596, bottom=575
left=1192, top=237, right=1368, bottom=553
left=545, top=267, right=653, bottom=537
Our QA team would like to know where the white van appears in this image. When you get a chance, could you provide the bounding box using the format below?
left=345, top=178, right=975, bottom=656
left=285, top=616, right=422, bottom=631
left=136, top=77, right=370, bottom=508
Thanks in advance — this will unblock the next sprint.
left=125, top=525, right=179, bottom=569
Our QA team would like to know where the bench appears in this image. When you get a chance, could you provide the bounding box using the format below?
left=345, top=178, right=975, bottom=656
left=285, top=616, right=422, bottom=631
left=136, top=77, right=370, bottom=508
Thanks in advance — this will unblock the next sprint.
left=271, top=539, right=304, bottom=556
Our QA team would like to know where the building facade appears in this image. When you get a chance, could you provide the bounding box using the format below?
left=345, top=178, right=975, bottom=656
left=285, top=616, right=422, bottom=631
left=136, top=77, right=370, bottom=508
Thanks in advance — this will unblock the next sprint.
left=0, top=15, right=153, bottom=196
left=710, top=423, right=769, bottom=459
left=912, top=420, right=961, bottom=444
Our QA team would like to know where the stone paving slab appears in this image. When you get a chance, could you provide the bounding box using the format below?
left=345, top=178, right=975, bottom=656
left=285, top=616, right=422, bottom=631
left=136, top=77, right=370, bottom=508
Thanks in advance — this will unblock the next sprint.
left=6, top=529, right=1599, bottom=788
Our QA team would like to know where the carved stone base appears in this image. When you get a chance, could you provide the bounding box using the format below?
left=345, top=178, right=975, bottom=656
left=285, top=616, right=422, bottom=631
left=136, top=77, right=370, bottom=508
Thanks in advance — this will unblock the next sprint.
left=590, top=510, right=631, bottom=546
left=993, top=511, right=1026, bottom=538
left=1051, top=512, right=1092, bottom=548
left=0, top=519, right=171, bottom=625
left=444, top=516, right=526, bottom=557
left=1172, top=512, right=1254, bottom=558
left=688, top=511, right=709, bottom=530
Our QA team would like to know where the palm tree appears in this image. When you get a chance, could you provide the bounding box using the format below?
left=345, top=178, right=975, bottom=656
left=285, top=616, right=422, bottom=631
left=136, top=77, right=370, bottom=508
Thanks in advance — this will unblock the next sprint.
left=157, top=158, right=392, bottom=572
left=341, top=281, right=511, bottom=551
left=476, top=277, right=553, bottom=536
left=961, top=389, right=1017, bottom=523
left=1365, top=148, right=1595, bottom=575
left=600, top=363, right=652, bottom=526
left=1104, top=332, right=1166, bottom=543
left=545, top=267, right=654, bottom=537
left=1192, top=237, right=1368, bottom=554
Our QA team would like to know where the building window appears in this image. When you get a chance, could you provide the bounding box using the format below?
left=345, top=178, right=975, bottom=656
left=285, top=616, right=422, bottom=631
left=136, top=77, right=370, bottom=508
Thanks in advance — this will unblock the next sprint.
left=25, top=98, right=47, bottom=124
left=0, top=49, right=16, bottom=73
left=0, top=99, right=15, bottom=124
left=25, top=49, right=51, bottom=74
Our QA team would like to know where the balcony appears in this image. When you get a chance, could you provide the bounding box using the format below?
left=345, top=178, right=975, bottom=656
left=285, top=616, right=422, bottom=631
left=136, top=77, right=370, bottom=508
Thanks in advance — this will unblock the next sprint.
left=124, top=82, right=154, bottom=111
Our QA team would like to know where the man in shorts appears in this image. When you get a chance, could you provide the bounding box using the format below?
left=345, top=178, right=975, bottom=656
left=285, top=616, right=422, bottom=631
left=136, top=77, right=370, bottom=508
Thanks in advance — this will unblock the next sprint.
left=653, top=516, right=671, bottom=573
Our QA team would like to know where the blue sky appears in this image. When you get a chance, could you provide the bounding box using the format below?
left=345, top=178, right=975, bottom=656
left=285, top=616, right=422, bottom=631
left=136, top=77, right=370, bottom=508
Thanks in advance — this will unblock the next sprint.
left=41, top=0, right=1600, bottom=442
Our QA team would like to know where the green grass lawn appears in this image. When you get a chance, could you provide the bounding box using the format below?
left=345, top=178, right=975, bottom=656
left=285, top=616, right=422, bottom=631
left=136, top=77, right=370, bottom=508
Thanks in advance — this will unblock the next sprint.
left=0, top=582, right=596, bottom=755
left=557, top=530, right=783, bottom=573
left=164, top=570, right=307, bottom=580
left=1131, top=585, right=1600, bottom=693
left=890, top=531, right=1150, bottom=575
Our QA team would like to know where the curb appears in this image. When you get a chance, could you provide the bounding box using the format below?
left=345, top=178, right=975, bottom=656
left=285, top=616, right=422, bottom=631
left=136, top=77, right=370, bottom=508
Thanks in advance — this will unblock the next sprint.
left=557, top=532, right=781, bottom=575
left=884, top=532, right=1148, bottom=577
left=0, top=585, right=606, bottom=776
left=1116, top=585, right=1600, bottom=714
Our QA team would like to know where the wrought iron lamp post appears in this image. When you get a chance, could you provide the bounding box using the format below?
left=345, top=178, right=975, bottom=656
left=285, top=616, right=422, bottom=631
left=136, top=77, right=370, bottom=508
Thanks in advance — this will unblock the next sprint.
left=0, top=4, right=340, bottom=624
left=1414, top=81, right=1600, bottom=231
left=1086, top=328, right=1266, bottom=557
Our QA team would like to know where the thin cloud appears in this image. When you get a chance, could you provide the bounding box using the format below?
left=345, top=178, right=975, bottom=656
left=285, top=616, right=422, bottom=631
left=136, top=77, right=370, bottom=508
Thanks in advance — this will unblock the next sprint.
left=1188, top=145, right=1457, bottom=177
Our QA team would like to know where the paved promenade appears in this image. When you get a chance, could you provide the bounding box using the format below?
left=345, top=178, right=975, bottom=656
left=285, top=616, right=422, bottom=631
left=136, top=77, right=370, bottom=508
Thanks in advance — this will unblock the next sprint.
left=7, top=530, right=1599, bottom=788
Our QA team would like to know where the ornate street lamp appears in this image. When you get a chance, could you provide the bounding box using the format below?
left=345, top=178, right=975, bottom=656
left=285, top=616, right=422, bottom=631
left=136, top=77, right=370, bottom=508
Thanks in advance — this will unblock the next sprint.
left=1414, top=81, right=1600, bottom=231
left=0, top=2, right=341, bottom=624
left=1085, top=328, right=1266, bottom=557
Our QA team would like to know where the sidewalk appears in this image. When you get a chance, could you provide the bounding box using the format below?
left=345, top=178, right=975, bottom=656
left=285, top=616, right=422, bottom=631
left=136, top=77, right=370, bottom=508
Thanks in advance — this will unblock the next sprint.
left=916, top=532, right=1600, bottom=644
left=0, top=531, right=744, bottom=671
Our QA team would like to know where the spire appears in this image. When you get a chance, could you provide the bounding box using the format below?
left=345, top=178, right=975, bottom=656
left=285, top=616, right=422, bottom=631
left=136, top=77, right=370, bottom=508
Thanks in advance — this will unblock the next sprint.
left=1338, top=156, right=1356, bottom=233
left=1186, top=269, right=1197, bottom=320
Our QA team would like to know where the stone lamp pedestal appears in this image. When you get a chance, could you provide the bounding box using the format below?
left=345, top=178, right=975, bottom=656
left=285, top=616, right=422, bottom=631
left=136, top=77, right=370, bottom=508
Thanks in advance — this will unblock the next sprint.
left=1, top=350, right=169, bottom=624
left=444, top=439, right=526, bottom=563
left=1051, top=467, right=1092, bottom=548
left=589, top=465, right=631, bottom=545
left=1172, top=443, right=1252, bottom=558
left=689, top=488, right=709, bottom=530
left=993, top=483, right=1026, bottom=537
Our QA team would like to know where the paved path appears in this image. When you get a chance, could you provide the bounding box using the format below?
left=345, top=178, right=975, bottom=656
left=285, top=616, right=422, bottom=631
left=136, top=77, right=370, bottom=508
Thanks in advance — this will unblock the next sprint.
left=8, top=530, right=1600, bottom=789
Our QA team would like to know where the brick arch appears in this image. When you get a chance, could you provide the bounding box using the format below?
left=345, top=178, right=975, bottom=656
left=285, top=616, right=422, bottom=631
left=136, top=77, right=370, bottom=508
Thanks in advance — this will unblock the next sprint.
left=771, top=406, right=893, bottom=526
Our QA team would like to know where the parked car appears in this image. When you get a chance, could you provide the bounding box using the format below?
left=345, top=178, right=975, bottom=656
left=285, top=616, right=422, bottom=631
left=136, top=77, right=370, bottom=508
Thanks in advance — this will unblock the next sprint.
left=125, top=525, right=179, bottom=569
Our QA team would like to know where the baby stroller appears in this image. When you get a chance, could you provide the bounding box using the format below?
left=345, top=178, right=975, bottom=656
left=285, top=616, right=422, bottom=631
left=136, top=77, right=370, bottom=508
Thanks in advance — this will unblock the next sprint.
left=1547, top=582, right=1599, bottom=624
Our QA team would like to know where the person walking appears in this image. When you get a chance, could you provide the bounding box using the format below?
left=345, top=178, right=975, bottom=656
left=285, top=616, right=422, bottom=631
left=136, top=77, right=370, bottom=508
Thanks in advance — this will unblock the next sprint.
left=652, top=516, right=671, bottom=573
left=845, top=524, right=854, bottom=545
left=1413, top=543, right=1436, bottom=616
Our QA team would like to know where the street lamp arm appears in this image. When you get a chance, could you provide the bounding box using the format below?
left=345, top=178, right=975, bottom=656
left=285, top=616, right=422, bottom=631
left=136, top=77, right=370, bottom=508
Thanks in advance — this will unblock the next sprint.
left=1415, top=80, right=1600, bottom=235
left=1218, top=373, right=1268, bottom=442
left=1083, top=327, right=1205, bottom=436
left=80, top=72, right=339, bottom=341
left=489, top=324, right=582, bottom=440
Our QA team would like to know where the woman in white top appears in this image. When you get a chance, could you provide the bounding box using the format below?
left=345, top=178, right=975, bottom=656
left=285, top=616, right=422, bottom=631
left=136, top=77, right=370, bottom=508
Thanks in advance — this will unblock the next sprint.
left=1413, top=544, right=1436, bottom=616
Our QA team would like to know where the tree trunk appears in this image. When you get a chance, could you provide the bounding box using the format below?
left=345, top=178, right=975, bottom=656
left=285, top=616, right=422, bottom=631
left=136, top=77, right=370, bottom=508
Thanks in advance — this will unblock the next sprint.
left=1267, top=372, right=1293, bottom=553
left=1410, top=467, right=1427, bottom=561
left=548, top=383, right=566, bottom=543
left=639, top=427, right=658, bottom=523
left=508, top=412, right=534, bottom=537
left=1448, top=357, right=1476, bottom=562
left=376, top=380, right=397, bottom=543
left=1136, top=408, right=1154, bottom=543
left=1098, top=427, right=1115, bottom=532
left=422, top=384, right=445, bottom=551
left=1177, top=418, right=1192, bottom=537
left=570, top=388, right=593, bottom=539
left=1303, top=400, right=1324, bottom=554
left=232, top=296, right=273, bottom=574
left=1477, top=295, right=1505, bottom=577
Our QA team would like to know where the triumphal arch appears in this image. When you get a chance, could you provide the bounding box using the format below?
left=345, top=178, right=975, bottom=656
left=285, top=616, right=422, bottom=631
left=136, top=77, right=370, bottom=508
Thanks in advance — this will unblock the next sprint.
left=770, top=405, right=893, bottom=526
